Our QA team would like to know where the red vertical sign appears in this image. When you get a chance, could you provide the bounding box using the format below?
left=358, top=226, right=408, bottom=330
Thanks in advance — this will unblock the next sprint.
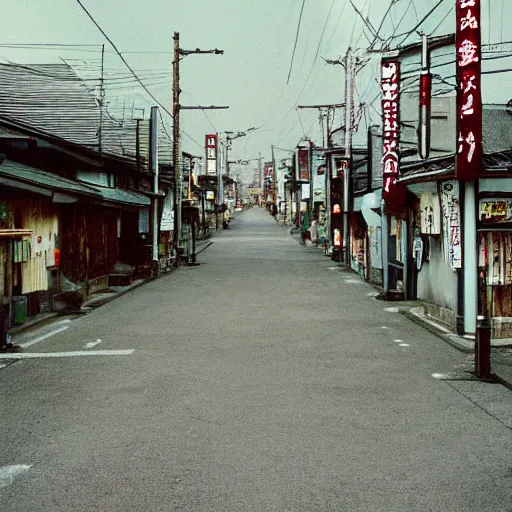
left=297, top=148, right=310, bottom=181
left=456, top=0, right=482, bottom=180
left=381, top=61, right=400, bottom=201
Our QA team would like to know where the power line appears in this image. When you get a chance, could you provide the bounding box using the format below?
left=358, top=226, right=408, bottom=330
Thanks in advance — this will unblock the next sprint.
left=370, top=0, right=398, bottom=49
left=428, top=5, right=454, bottom=37
left=287, top=0, right=307, bottom=85
left=312, top=0, right=336, bottom=63
left=73, top=0, right=205, bottom=152
left=73, top=0, right=174, bottom=120
left=394, top=0, right=447, bottom=47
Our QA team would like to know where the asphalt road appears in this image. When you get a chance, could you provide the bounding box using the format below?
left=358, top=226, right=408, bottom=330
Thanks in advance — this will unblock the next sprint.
left=1, top=208, right=511, bottom=512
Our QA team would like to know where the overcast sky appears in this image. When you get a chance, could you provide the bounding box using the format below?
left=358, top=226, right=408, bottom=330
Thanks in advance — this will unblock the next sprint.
left=0, top=0, right=511, bottom=179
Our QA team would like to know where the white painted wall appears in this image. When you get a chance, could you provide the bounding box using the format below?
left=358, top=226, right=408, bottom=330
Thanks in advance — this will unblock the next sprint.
left=417, top=237, right=458, bottom=313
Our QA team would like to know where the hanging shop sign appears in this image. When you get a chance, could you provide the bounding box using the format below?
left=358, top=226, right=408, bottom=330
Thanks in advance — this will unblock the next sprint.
left=419, top=193, right=441, bottom=234
left=455, top=0, right=482, bottom=180
left=312, top=150, right=327, bottom=202
left=381, top=61, right=400, bottom=200
left=332, top=156, right=349, bottom=180
left=160, top=192, right=174, bottom=231
left=440, top=181, right=462, bottom=269
left=297, top=147, right=310, bottom=182
left=413, top=231, right=424, bottom=270
left=479, top=198, right=512, bottom=224
left=205, top=134, right=218, bottom=176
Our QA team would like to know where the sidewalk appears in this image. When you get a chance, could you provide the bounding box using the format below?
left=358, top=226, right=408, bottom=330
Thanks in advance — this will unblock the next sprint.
left=403, top=306, right=512, bottom=389
left=3, top=234, right=218, bottom=349
left=283, top=217, right=512, bottom=390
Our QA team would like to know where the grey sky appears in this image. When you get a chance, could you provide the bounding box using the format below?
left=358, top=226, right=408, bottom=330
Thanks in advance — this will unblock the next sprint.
left=1, top=0, right=511, bottom=179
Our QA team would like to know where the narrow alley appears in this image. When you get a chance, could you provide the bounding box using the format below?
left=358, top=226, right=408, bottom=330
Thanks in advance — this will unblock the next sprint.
left=0, top=208, right=511, bottom=512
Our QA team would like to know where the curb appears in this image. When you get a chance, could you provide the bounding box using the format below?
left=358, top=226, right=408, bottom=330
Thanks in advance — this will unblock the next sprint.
left=401, top=308, right=474, bottom=353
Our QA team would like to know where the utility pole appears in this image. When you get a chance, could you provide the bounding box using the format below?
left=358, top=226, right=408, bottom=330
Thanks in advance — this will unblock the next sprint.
left=172, top=31, right=224, bottom=255
left=223, top=127, right=259, bottom=178
left=419, top=32, right=431, bottom=160
left=343, top=47, right=355, bottom=266
left=258, top=153, right=263, bottom=206
left=271, top=145, right=277, bottom=216
left=150, top=107, right=160, bottom=273
left=172, top=32, right=181, bottom=257
left=99, top=44, right=105, bottom=156
left=297, top=104, right=339, bottom=244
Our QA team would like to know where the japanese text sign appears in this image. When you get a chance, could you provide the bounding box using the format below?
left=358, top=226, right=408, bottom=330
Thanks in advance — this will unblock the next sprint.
left=297, top=147, right=310, bottom=182
left=456, top=0, right=482, bottom=180
left=381, top=61, right=400, bottom=201
left=205, top=133, right=218, bottom=176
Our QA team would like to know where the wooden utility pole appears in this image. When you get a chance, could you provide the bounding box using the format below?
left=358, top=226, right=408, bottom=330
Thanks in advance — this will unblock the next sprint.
left=172, top=32, right=225, bottom=253
left=172, top=32, right=181, bottom=254
left=343, top=47, right=355, bottom=265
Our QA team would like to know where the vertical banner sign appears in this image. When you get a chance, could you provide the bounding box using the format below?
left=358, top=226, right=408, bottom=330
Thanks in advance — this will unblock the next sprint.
left=264, top=163, right=274, bottom=202
left=205, top=134, right=218, bottom=176
left=456, top=0, right=482, bottom=180
left=381, top=61, right=400, bottom=201
left=312, top=150, right=327, bottom=202
left=297, top=148, right=310, bottom=181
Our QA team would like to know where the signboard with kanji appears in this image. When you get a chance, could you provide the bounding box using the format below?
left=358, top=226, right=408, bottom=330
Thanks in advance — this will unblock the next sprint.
left=205, top=134, right=218, bottom=176
left=381, top=61, right=400, bottom=201
left=297, top=147, right=310, bottom=182
left=456, top=0, right=482, bottom=180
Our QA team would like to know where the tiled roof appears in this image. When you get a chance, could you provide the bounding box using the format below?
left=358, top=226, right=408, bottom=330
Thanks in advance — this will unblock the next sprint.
left=0, top=62, right=173, bottom=166
left=0, top=63, right=101, bottom=148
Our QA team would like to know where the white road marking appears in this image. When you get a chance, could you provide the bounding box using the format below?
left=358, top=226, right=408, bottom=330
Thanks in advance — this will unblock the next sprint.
left=0, top=465, right=31, bottom=489
left=19, top=326, right=70, bottom=349
left=367, top=292, right=379, bottom=297
left=381, top=326, right=390, bottom=330
left=384, top=307, right=401, bottom=313
left=394, top=339, right=403, bottom=343
left=58, top=319, right=72, bottom=324
left=398, top=343, right=410, bottom=347
left=84, top=339, right=102, bottom=349
left=0, top=350, right=134, bottom=359
left=432, top=373, right=449, bottom=379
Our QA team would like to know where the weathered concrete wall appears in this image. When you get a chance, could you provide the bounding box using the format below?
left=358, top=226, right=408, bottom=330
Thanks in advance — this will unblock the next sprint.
left=417, top=237, right=458, bottom=325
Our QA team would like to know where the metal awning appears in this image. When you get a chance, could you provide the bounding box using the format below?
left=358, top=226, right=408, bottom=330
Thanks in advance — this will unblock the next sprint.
left=0, top=159, right=99, bottom=198
left=0, top=159, right=150, bottom=208
left=88, top=185, right=151, bottom=207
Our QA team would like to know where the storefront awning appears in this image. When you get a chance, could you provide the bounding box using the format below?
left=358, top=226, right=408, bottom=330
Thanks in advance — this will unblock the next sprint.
left=88, top=185, right=151, bottom=207
left=0, top=159, right=99, bottom=199
left=360, top=189, right=382, bottom=227
left=0, top=159, right=151, bottom=208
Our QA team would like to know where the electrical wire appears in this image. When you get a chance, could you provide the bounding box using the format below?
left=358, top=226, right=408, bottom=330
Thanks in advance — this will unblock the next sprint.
left=286, top=0, right=307, bottom=85
left=73, top=0, right=174, bottom=120
left=369, top=0, right=398, bottom=49
left=312, top=0, right=336, bottom=63
left=394, top=0, right=447, bottom=47
left=428, top=5, right=454, bottom=36
left=73, top=0, right=205, bottom=152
